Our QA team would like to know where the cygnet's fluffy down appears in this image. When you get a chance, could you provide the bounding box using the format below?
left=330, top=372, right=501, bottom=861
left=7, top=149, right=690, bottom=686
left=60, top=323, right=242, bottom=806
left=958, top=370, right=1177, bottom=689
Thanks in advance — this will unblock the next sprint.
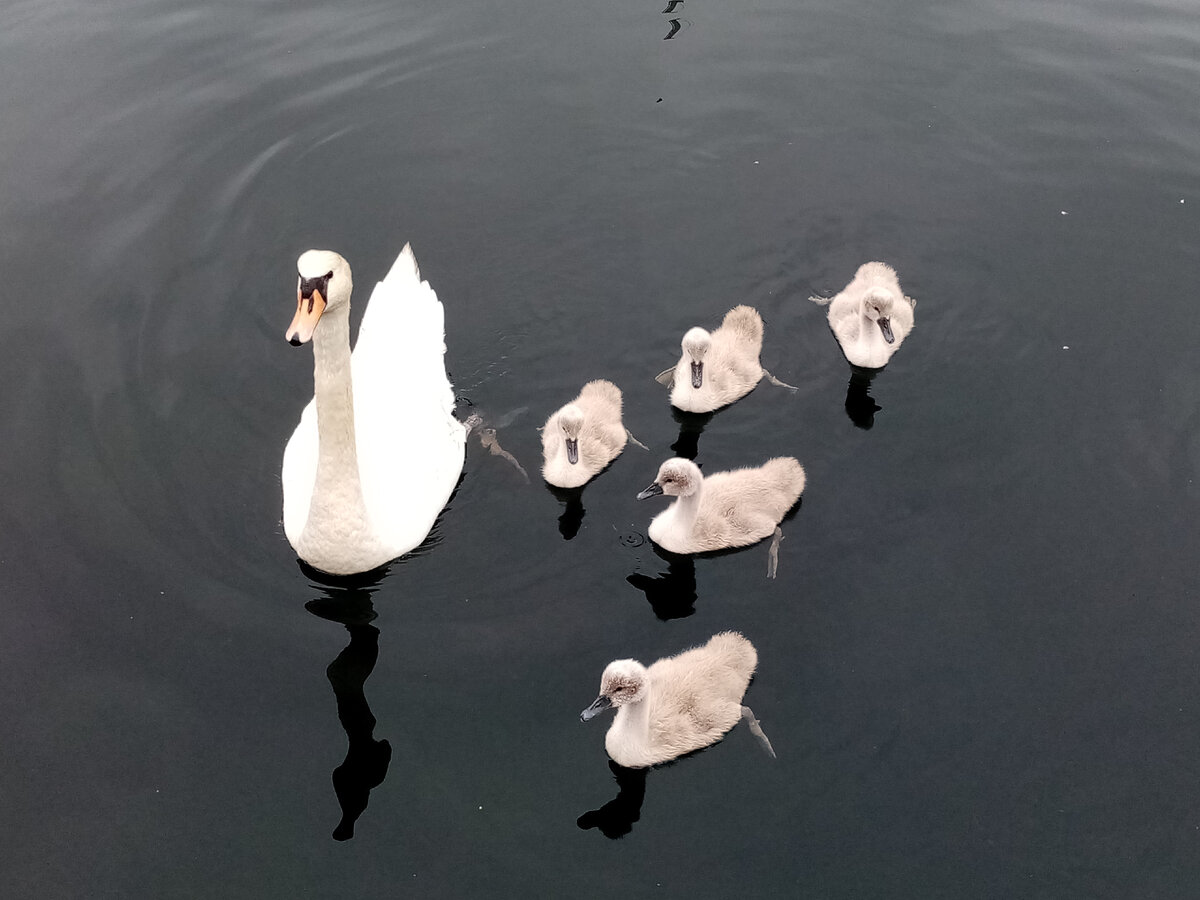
left=541, top=380, right=628, bottom=488
left=811, top=262, right=915, bottom=369
left=637, top=457, right=805, bottom=555
left=580, top=632, right=758, bottom=768
left=668, top=306, right=764, bottom=412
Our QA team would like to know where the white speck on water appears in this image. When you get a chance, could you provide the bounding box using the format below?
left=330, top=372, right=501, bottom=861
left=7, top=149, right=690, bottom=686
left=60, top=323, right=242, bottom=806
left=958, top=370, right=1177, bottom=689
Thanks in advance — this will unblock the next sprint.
left=1062, top=345, right=1069, bottom=350
left=1060, top=210, right=1068, bottom=216
left=754, top=160, right=759, bottom=165
left=478, top=805, right=483, bottom=810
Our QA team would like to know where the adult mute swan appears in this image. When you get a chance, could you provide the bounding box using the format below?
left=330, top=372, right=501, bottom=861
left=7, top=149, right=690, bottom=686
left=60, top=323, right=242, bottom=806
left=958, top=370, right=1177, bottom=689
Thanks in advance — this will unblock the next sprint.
left=636, top=457, right=805, bottom=571
left=811, top=262, right=916, bottom=368
left=282, top=244, right=466, bottom=575
left=542, top=380, right=628, bottom=489
left=580, top=631, right=774, bottom=767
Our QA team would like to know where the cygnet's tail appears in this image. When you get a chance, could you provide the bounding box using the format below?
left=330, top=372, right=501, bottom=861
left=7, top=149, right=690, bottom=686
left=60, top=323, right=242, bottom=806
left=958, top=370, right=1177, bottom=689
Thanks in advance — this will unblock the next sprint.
left=578, top=379, right=623, bottom=415
left=720, top=305, right=764, bottom=350
left=760, top=457, right=806, bottom=513
left=707, top=631, right=758, bottom=678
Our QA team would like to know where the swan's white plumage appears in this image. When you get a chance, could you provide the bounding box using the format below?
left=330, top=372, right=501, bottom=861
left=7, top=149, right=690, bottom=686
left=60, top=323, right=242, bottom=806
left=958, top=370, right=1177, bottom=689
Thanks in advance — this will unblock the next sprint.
left=541, top=379, right=628, bottom=488
left=642, top=456, right=805, bottom=555
left=583, top=632, right=759, bottom=768
left=668, top=305, right=764, bottom=412
left=282, top=244, right=466, bottom=575
left=812, top=262, right=915, bottom=368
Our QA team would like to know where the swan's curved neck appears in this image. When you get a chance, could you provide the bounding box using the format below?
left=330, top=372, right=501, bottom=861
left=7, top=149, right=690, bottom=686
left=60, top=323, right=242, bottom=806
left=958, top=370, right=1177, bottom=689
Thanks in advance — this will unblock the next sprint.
left=669, top=484, right=704, bottom=530
left=306, top=306, right=371, bottom=536
left=609, top=695, right=652, bottom=759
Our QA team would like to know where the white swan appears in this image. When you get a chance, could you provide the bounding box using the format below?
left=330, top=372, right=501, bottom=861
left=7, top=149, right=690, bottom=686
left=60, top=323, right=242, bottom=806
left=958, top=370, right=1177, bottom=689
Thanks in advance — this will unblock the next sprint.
left=636, top=457, right=805, bottom=556
left=281, top=244, right=466, bottom=575
left=665, top=306, right=764, bottom=412
left=811, top=262, right=916, bottom=368
left=580, top=632, right=767, bottom=768
left=541, top=380, right=628, bottom=489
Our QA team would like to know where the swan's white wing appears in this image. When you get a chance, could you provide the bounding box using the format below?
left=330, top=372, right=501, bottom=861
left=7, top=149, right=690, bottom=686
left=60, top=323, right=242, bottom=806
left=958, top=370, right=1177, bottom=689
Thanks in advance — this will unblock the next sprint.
left=351, top=244, right=466, bottom=556
left=281, top=399, right=318, bottom=548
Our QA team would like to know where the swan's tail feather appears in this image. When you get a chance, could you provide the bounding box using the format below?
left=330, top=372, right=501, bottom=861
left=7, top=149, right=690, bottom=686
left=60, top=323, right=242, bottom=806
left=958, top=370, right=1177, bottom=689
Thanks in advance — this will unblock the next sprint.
left=720, top=305, right=764, bottom=347
left=579, top=379, right=623, bottom=411
left=707, top=631, right=757, bottom=676
left=761, top=457, right=806, bottom=504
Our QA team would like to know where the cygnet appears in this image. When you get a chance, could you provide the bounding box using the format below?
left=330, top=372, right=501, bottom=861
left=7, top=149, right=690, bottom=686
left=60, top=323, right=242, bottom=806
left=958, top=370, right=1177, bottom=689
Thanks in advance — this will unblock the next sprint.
left=542, top=380, right=628, bottom=488
left=811, top=262, right=915, bottom=368
left=636, top=457, right=805, bottom=564
left=662, top=306, right=767, bottom=412
left=580, top=632, right=774, bottom=768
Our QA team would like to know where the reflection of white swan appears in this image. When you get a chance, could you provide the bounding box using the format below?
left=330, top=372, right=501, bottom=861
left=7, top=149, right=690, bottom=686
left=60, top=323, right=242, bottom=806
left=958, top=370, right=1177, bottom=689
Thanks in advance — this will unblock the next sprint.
left=580, top=632, right=761, bottom=768
left=541, top=380, right=627, bottom=489
left=811, top=262, right=915, bottom=368
left=282, top=245, right=466, bottom=575
left=667, top=306, right=764, bottom=412
left=636, top=457, right=805, bottom=555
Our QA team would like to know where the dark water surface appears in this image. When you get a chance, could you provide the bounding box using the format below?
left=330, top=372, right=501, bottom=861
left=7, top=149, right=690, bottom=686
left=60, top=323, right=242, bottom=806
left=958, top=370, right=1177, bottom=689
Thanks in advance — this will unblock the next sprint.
left=3, top=0, right=1199, bottom=896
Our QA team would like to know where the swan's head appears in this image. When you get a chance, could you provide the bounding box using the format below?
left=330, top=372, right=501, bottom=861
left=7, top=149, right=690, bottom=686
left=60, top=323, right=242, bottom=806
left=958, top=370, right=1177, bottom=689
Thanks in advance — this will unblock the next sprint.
left=286, top=250, right=353, bottom=346
left=557, top=404, right=584, bottom=464
left=580, top=659, right=649, bottom=721
left=861, top=288, right=897, bottom=344
left=636, top=457, right=702, bottom=500
left=681, top=327, right=711, bottom=388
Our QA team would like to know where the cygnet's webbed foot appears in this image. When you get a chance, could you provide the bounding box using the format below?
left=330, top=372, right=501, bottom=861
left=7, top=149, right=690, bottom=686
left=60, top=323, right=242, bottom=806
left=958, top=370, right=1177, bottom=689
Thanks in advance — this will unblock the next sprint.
left=761, top=368, right=798, bottom=392
left=766, top=526, right=783, bottom=579
left=654, top=366, right=675, bottom=389
left=625, top=429, right=650, bottom=451
left=741, top=705, right=777, bottom=759
left=474, top=427, right=529, bottom=482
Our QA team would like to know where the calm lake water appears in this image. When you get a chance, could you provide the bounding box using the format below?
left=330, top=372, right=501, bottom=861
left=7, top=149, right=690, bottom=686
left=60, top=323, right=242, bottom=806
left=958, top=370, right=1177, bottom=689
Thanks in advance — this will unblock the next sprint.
left=2, top=0, right=1199, bottom=896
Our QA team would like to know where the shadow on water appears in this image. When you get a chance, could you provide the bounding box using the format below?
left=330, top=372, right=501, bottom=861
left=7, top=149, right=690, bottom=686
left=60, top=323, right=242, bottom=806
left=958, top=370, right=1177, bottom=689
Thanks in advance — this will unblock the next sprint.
left=301, top=563, right=393, bottom=842
left=669, top=407, right=714, bottom=460
left=627, top=543, right=697, bottom=620
left=577, top=760, right=648, bottom=839
left=845, top=364, right=882, bottom=430
left=544, top=482, right=586, bottom=540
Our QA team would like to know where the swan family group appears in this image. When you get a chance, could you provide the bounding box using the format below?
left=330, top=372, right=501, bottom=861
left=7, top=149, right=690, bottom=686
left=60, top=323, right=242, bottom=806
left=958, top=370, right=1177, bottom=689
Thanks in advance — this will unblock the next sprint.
left=281, top=243, right=915, bottom=770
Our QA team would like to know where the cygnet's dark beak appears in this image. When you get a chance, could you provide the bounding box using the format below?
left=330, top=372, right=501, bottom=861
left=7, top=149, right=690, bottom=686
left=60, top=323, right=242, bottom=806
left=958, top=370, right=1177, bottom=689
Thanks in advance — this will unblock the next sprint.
left=877, top=317, right=894, bottom=344
left=636, top=482, right=664, bottom=500
left=690, top=360, right=704, bottom=389
left=566, top=437, right=579, bottom=465
left=580, top=694, right=613, bottom=722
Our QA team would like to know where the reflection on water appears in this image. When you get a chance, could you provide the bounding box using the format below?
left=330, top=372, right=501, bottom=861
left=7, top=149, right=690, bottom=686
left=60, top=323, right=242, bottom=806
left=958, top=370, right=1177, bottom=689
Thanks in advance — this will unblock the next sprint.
left=844, top=365, right=882, bottom=430
left=303, top=569, right=392, bottom=842
left=544, top=483, right=586, bottom=540
left=577, top=760, right=648, bottom=839
left=669, top=407, right=714, bottom=461
left=627, top=545, right=697, bottom=620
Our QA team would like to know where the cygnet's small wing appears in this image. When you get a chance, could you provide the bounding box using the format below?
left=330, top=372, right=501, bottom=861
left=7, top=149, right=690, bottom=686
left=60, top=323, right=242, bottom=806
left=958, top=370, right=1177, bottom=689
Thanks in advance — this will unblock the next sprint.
left=741, top=705, right=777, bottom=759
left=765, top=526, right=783, bottom=579
left=626, top=429, right=650, bottom=451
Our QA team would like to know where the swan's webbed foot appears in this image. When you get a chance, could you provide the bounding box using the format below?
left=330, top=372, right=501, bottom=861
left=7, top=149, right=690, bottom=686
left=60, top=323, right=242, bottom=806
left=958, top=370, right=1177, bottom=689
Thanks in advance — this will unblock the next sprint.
left=626, top=429, right=650, bottom=451
left=654, top=367, right=675, bottom=389
left=476, top=428, right=529, bottom=482
left=741, top=705, right=777, bottom=759
left=762, top=368, right=798, bottom=392
left=766, top=526, right=783, bottom=579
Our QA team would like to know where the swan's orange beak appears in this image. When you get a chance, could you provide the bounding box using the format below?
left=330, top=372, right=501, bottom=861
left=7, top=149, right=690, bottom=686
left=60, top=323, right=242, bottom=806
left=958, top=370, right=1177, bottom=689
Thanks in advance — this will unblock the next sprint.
left=286, top=285, right=326, bottom=346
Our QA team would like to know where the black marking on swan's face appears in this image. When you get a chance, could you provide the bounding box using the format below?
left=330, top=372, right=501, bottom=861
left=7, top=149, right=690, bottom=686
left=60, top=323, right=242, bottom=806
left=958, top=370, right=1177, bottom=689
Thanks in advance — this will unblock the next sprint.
left=299, top=271, right=334, bottom=312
